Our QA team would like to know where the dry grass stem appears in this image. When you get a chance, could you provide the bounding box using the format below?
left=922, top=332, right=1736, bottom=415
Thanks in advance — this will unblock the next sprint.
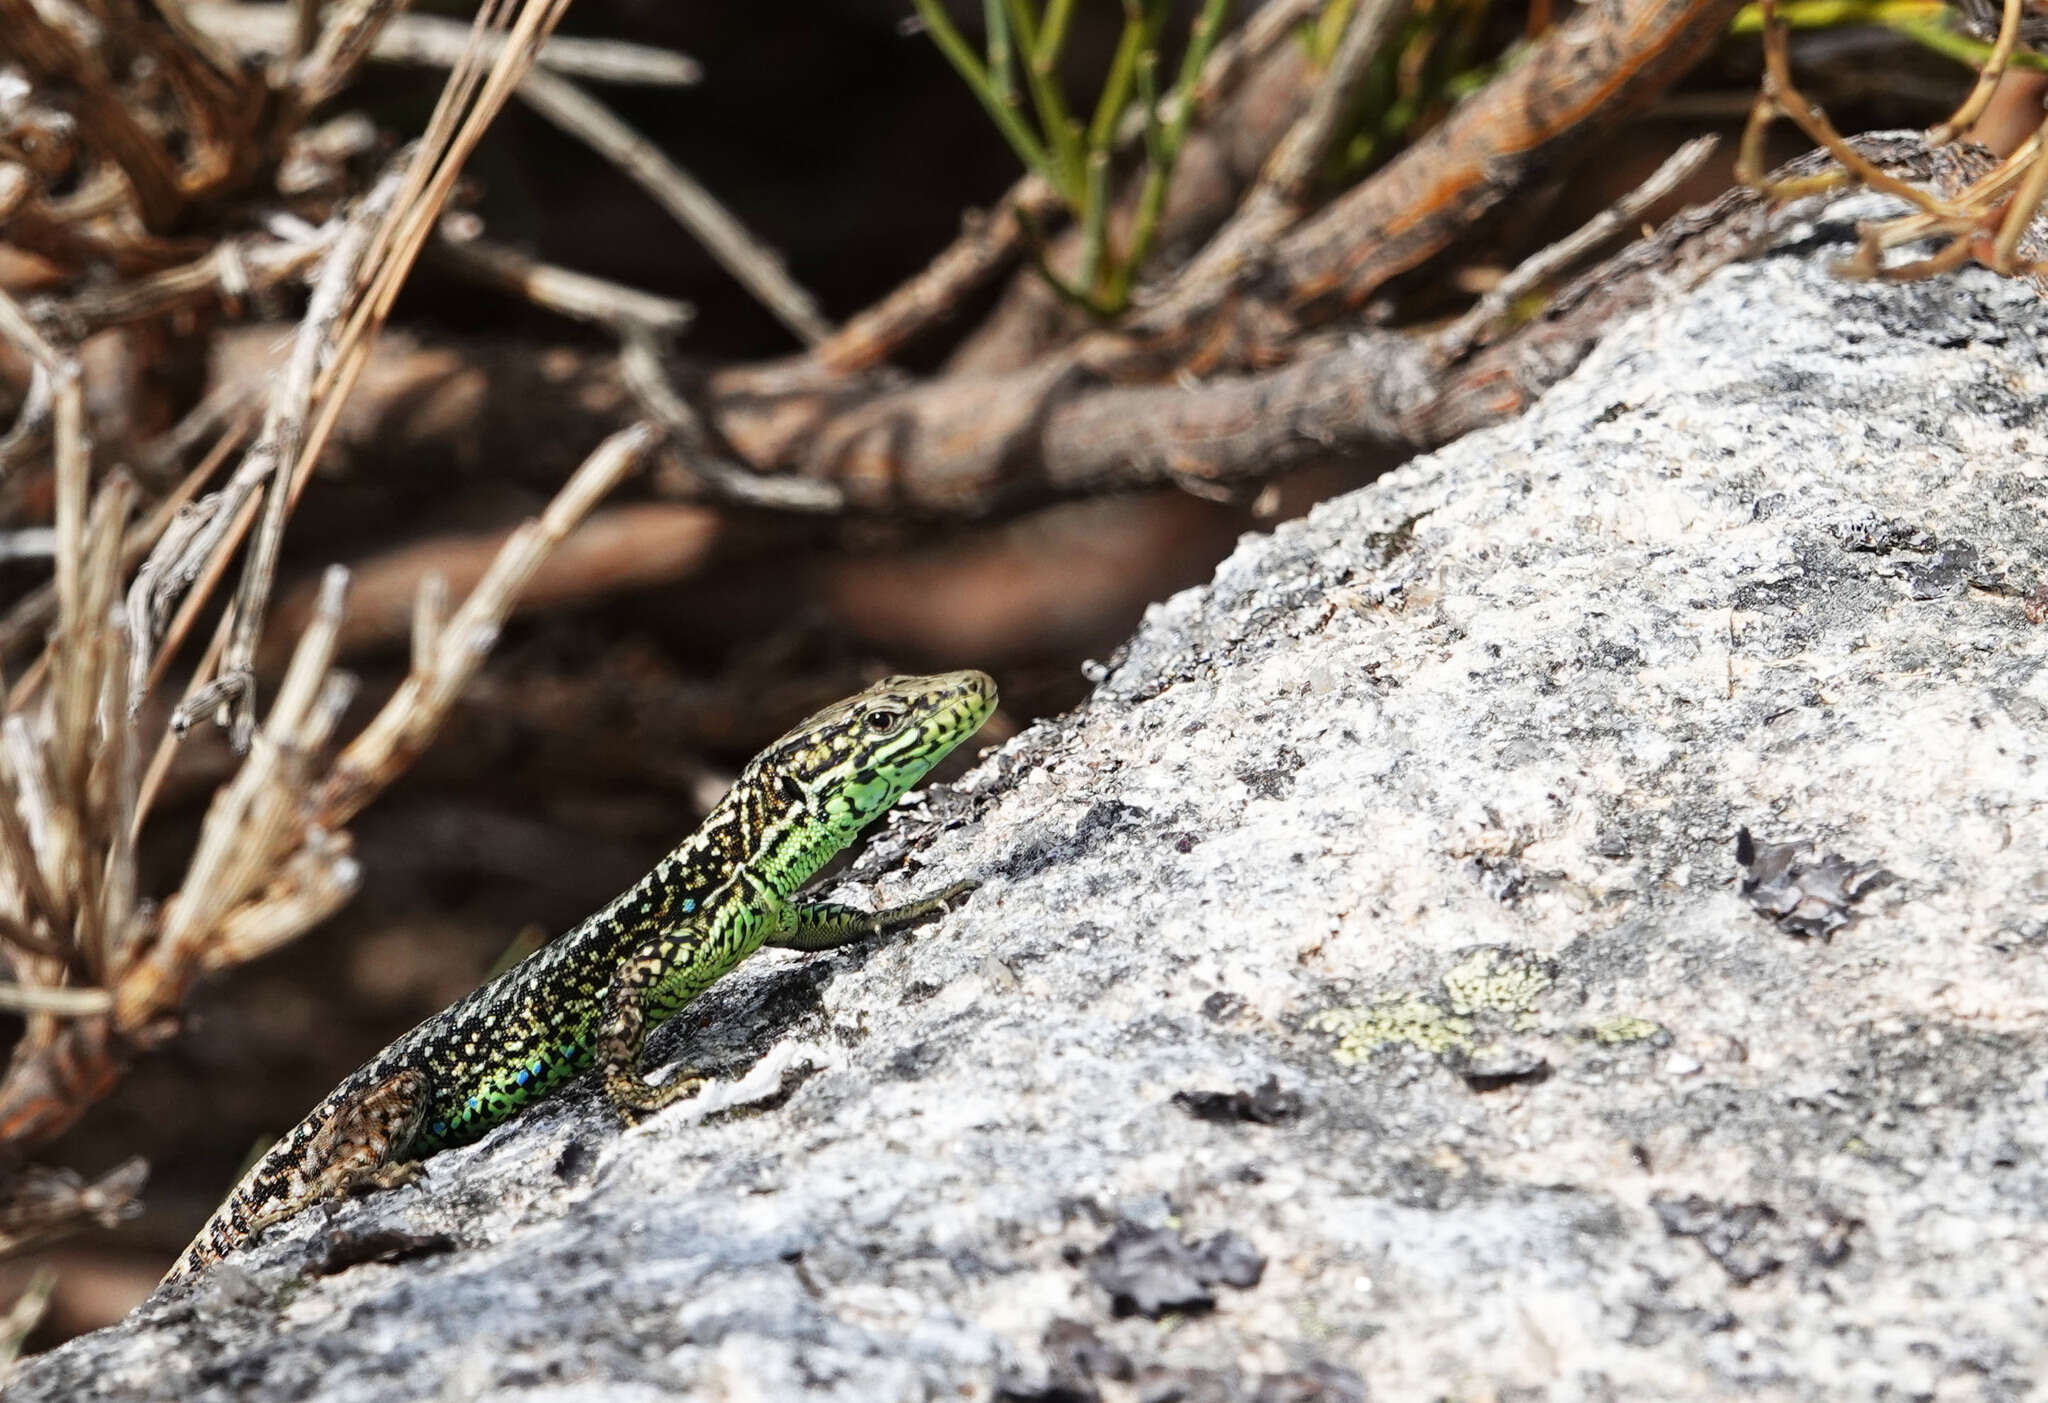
left=0, top=1266, right=55, bottom=1376
left=320, top=422, right=655, bottom=826
left=0, top=1, right=649, bottom=1262
left=1434, top=135, right=1722, bottom=359
left=191, top=2, right=703, bottom=87
left=1930, top=0, right=2023, bottom=144
left=433, top=236, right=697, bottom=336
left=511, top=67, right=834, bottom=347
left=0, top=1159, right=145, bottom=1260
left=621, top=333, right=846, bottom=514
left=289, top=0, right=414, bottom=112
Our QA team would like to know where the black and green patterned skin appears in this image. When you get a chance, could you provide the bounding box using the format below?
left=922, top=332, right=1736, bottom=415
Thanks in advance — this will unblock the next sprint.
left=163, top=670, right=996, bottom=1285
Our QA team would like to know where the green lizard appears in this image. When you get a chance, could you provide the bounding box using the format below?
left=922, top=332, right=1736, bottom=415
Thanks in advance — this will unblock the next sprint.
left=163, top=670, right=996, bottom=1285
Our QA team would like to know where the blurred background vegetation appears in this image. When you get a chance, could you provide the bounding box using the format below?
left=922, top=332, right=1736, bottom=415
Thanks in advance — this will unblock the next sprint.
left=0, top=0, right=2021, bottom=1357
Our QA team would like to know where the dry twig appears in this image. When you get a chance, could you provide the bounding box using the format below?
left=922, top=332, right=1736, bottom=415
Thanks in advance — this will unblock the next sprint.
left=0, top=3, right=660, bottom=1268
left=509, top=67, right=833, bottom=347
left=190, top=2, right=703, bottom=87
left=1740, top=0, right=2048, bottom=278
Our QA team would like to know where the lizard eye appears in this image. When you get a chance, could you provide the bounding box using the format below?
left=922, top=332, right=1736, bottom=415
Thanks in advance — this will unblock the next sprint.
left=862, top=708, right=904, bottom=734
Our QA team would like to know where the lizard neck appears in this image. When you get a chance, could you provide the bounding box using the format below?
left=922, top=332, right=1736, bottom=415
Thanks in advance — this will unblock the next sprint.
left=733, top=766, right=858, bottom=897
left=643, top=765, right=851, bottom=907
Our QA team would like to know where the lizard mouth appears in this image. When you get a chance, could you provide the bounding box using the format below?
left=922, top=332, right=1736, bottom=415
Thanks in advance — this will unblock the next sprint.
left=926, top=669, right=998, bottom=741
left=868, top=669, right=997, bottom=795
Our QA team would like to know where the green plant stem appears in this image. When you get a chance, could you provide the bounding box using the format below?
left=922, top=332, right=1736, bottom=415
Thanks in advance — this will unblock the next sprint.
left=1078, top=146, right=1111, bottom=296
left=984, top=0, right=1015, bottom=103
left=1016, top=203, right=1107, bottom=312
left=1035, top=0, right=1077, bottom=69
left=1166, top=0, right=1234, bottom=153
left=1312, top=0, right=1360, bottom=61
left=1896, top=14, right=2048, bottom=68
left=1106, top=0, right=1231, bottom=309
left=1732, top=0, right=1932, bottom=29
left=1105, top=50, right=1167, bottom=310
left=1006, top=0, right=1087, bottom=198
left=1089, top=3, right=1153, bottom=153
left=912, top=0, right=1059, bottom=187
left=1730, top=0, right=2048, bottom=70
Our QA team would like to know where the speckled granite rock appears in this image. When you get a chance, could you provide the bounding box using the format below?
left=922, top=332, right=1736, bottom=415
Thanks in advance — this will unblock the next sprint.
left=14, top=193, right=2048, bottom=1402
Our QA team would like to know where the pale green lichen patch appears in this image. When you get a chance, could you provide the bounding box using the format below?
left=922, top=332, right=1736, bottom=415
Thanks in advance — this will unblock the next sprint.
left=1313, top=947, right=1561, bottom=1065
left=1312, top=995, right=1474, bottom=1064
left=1583, top=1015, right=1665, bottom=1045
left=1442, top=948, right=1554, bottom=1030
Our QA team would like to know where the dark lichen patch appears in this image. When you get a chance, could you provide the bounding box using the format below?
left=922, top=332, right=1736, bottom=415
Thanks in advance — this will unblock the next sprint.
left=1620, top=1293, right=1738, bottom=1349
left=1736, top=827, right=1895, bottom=939
left=1171, top=1075, right=1302, bottom=1125
left=1249, top=1362, right=1368, bottom=1403
left=1083, top=1222, right=1266, bottom=1319
left=1003, top=1269, right=1368, bottom=1400
left=653, top=958, right=835, bottom=1072
left=1891, top=539, right=2003, bottom=599
left=192, top=1340, right=285, bottom=1398
left=1591, top=828, right=1631, bottom=859
left=883, top=1039, right=945, bottom=1082
left=1236, top=747, right=1305, bottom=800
left=1830, top=512, right=1935, bottom=555
left=316, top=1228, right=458, bottom=1277
left=1828, top=514, right=2015, bottom=599
left=1727, top=530, right=1924, bottom=654
left=996, top=1318, right=1132, bottom=1403
left=551, top=1138, right=594, bottom=1183
left=1466, top=855, right=1528, bottom=905
left=1948, top=373, right=2048, bottom=429
left=1652, top=1195, right=1784, bottom=1284
left=1834, top=275, right=2010, bottom=351
left=996, top=800, right=1153, bottom=881
left=1199, top=992, right=1248, bottom=1024
left=1652, top=1194, right=1862, bottom=1287
left=1595, top=1017, right=2047, bottom=1210
left=1074, top=800, right=1151, bottom=849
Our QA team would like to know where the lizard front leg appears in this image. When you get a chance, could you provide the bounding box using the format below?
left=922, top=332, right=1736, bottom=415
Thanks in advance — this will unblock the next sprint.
left=765, top=880, right=977, bottom=952
left=599, top=945, right=707, bottom=1121
left=244, top=1068, right=431, bottom=1238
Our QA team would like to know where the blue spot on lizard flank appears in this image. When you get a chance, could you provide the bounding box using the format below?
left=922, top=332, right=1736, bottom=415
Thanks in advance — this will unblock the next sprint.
left=680, top=898, right=697, bottom=913
left=515, top=1069, right=530, bottom=1087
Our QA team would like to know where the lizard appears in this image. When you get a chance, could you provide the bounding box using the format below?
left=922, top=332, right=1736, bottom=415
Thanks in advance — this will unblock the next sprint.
left=161, top=669, right=996, bottom=1285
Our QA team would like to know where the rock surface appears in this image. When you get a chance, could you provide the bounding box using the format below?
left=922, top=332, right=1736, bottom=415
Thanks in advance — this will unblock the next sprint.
left=16, top=194, right=2048, bottom=1402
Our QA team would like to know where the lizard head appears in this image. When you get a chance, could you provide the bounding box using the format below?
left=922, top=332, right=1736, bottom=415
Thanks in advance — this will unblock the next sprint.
left=757, top=670, right=997, bottom=841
